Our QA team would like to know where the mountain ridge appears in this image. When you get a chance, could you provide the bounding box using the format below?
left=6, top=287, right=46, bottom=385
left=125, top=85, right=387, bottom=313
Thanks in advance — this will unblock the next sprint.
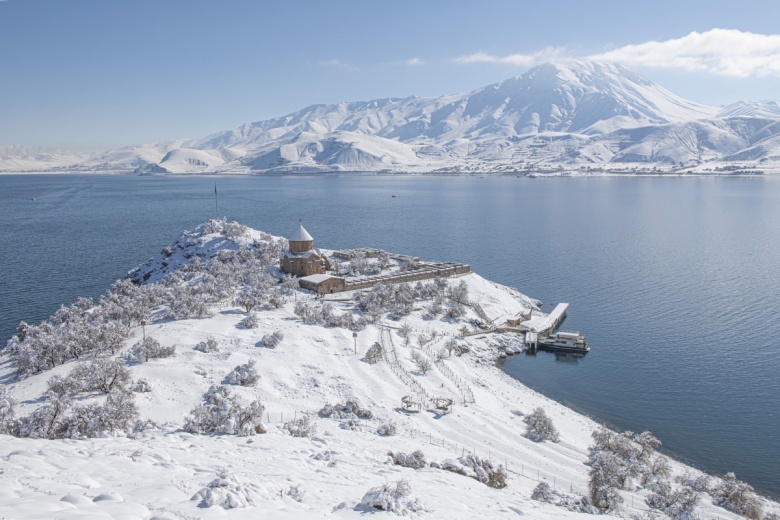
left=4, top=60, right=780, bottom=175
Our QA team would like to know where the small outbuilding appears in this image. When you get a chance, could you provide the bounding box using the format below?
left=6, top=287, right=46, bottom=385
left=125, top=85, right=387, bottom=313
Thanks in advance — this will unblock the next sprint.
left=298, top=274, right=346, bottom=295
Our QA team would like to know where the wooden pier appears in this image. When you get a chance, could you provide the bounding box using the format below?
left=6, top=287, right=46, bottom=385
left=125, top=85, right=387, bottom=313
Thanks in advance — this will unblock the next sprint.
left=539, top=302, right=568, bottom=335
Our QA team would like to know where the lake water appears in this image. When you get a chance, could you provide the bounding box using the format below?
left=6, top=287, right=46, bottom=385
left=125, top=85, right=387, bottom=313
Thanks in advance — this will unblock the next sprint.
left=1, top=173, right=778, bottom=498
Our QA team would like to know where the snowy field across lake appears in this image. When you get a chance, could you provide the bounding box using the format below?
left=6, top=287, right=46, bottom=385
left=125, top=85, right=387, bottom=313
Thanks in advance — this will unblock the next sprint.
left=1, top=173, right=779, bottom=501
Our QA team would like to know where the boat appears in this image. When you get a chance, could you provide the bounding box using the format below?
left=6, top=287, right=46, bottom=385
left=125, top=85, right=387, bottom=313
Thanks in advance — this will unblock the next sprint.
left=538, top=331, right=589, bottom=353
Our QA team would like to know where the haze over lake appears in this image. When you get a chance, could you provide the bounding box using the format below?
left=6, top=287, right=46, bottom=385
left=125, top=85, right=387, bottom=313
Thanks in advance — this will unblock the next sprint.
left=1, top=173, right=778, bottom=498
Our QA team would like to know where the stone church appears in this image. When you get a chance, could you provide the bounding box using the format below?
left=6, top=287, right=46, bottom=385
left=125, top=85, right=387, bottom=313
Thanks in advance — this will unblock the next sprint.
left=280, top=222, right=330, bottom=277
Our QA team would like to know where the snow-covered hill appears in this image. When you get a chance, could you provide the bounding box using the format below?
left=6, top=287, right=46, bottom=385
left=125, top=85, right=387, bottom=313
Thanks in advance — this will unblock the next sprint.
left=4, top=60, right=780, bottom=174
left=1, top=220, right=778, bottom=518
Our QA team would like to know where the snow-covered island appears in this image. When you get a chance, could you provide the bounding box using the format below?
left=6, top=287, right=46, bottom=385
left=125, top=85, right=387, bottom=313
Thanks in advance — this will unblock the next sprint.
left=1, top=219, right=777, bottom=519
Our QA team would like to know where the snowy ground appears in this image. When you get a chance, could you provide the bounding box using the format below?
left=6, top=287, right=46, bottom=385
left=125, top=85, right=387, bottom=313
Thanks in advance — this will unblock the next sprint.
left=1, top=224, right=777, bottom=519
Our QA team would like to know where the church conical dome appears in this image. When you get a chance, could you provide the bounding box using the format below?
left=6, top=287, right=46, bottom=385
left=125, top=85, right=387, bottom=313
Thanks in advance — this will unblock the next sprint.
left=288, top=222, right=314, bottom=253
left=289, top=222, right=313, bottom=242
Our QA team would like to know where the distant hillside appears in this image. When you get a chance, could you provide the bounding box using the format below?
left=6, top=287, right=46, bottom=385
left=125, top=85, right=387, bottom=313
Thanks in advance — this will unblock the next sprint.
left=4, top=61, right=780, bottom=175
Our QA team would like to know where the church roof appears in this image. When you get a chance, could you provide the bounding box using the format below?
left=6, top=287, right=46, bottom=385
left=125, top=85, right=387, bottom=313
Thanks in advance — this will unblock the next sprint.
left=289, top=222, right=313, bottom=242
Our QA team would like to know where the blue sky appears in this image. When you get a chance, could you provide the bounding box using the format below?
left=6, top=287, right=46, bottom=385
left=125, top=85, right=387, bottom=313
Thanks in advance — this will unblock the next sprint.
left=4, top=0, right=780, bottom=150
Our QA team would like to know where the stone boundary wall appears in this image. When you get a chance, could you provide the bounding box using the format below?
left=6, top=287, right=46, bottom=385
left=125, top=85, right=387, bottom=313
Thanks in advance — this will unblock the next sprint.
left=332, top=248, right=386, bottom=260
left=344, top=262, right=471, bottom=292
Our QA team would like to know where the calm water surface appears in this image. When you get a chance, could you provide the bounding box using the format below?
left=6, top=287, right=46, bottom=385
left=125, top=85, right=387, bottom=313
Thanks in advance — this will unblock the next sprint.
left=0, top=174, right=778, bottom=498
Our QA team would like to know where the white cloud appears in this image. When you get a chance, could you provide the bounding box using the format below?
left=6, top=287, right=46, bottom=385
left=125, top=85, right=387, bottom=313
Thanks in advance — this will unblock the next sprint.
left=317, top=59, right=358, bottom=71
left=405, top=57, right=425, bottom=67
left=588, top=29, right=780, bottom=78
left=453, top=47, right=566, bottom=67
left=454, top=29, right=780, bottom=78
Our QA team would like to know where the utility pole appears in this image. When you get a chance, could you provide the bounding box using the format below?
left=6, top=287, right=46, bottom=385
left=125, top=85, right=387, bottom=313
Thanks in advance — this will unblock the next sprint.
left=214, top=183, right=218, bottom=217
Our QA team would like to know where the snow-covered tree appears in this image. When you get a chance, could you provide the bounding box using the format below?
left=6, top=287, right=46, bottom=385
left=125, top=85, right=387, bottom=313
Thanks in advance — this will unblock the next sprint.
left=438, top=454, right=507, bottom=489
left=69, top=359, right=131, bottom=395
left=166, top=284, right=213, bottom=320
left=191, top=470, right=256, bottom=509
left=676, top=472, right=710, bottom=493
left=279, top=274, right=299, bottom=296
left=588, top=449, right=625, bottom=512
left=523, top=407, right=560, bottom=442
left=235, top=288, right=264, bottom=313
left=125, top=337, right=175, bottom=363
left=532, top=481, right=596, bottom=514
left=285, top=415, right=316, bottom=438
left=646, top=481, right=699, bottom=519
left=390, top=450, right=427, bottom=469
left=398, top=322, right=412, bottom=341
left=259, top=331, right=284, bottom=349
left=411, top=350, right=432, bottom=375
left=240, top=313, right=260, bottom=329
left=184, top=385, right=264, bottom=436
left=362, top=342, right=383, bottom=364
left=0, top=386, right=16, bottom=434
left=360, top=479, right=425, bottom=515
left=449, top=280, right=469, bottom=304
left=376, top=421, right=397, bottom=437
left=224, top=360, right=259, bottom=386
left=194, top=337, right=220, bottom=353
left=318, top=400, right=373, bottom=420
left=713, top=472, right=763, bottom=519
left=132, top=378, right=152, bottom=393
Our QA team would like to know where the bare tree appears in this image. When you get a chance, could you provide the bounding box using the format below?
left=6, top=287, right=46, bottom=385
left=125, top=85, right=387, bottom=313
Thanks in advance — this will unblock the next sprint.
left=411, top=351, right=432, bottom=375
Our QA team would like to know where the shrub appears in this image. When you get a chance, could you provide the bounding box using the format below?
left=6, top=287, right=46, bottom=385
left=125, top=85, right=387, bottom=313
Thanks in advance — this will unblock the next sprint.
left=318, top=399, right=373, bottom=420
left=285, top=415, right=316, bottom=438
left=440, top=454, right=507, bottom=489
left=132, top=378, right=152, bottom=393
left=713, top=472, right=763, bottom=519
left=195, top=337, right=220, bottom=353
left=377, top=421, right=397, bottom=437
left=125, top=337, right=175, bottom=363
left=184, top=385, right=265, bottom=436
left=532, top=482, right=596, bottom=514
left=363, top=342, right=383, bottom=364
left=286, top=484, right=305, bottom=503
left=390, top=450, right=427, bottom=469
left=523, top=407, right=560, bottom=442
left=240, top=313, right=259, bottom=329
left=224, top=360, right=259, bottom=387
left=191, top=470, right=256, bottom=509
left=259, top=331, right=284, bottom=348
left=340, top=418, right=360, bottom=430
left=360, top=479, right=424, bottom=515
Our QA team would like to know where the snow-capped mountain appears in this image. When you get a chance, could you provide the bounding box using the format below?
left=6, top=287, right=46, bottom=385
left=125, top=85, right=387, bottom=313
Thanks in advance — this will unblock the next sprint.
left=5, top=60, right=780, bottom=174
